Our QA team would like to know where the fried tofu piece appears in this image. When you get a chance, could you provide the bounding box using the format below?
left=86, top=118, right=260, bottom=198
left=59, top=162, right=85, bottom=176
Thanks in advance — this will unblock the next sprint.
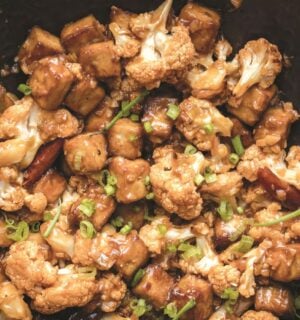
left=227, top=85, right=277, bottom=126
left=61, top=15, right=106, bottom=55
left=29, top=56, right=74, bottom=110
left=179, top=3, right=220, bottom=53
left=133, top=265, right=175, bottom=309
left=114, top=231, right=149, bottom=279
left=33, top=169, right=67, bottom=204
left=114, top=201, right=146, bottom=230
left=18, top=27, right=64, bottom=74
left=65, top=75, right=105, bottom=116
left=79, top=41, right=121, bottom=79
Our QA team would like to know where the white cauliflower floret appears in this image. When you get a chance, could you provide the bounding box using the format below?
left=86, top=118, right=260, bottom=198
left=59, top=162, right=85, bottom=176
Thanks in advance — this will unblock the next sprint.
left=139, top=216, right=196, bottom=255
left=126, top=0, right=195, bottom=88
left=0, top=281, right=32, bottom=320
left=241, top=310, right=279, bottom=320
left=0, top=97, right=80, bottom=168
left=176, top=97, right=233, bottom=151
left=233, top=38, right=282, bottom=98
left=150, top=145, right=205, bottom=220
left=208, top=265, right=241, bottom=296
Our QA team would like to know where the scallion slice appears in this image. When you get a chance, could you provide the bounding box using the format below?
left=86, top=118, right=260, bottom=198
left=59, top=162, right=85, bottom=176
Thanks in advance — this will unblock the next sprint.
left=80, top=220, right=96, bottom=239
left=254, top=208, right=300, bottom=227
left=17, top=83, right=32, bottom=96
left=143, top=121, right=153, bottom=133
left=120, top=222, right=132, bottom=235
left=167, top=103, right=180, bottom=120
left=43, top=203, right=62, bottom=238
left=184, top=144, right=197, bottom=155
left=78, top=198, right=96, bottom=217
left=217, top=200, right=233, bottom=221
left=131, top=268, right=145, bottom=287
left=231, top=135, right=245, bottom=156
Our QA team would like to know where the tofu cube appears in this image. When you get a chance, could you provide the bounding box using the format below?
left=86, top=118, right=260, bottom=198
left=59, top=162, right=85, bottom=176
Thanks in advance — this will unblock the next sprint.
left=29, top=56, right=74, bottom=110
left=61, top=15, right=106, bottom=54
left=79, top=41, right=121, bottom=79
left=18, top=27, right=64, bottom=74
left=65, top=75, right=105, bottom=116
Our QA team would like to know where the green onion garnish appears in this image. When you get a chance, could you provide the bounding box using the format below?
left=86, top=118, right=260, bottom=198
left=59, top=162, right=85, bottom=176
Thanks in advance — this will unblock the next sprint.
left=107, top=174, right=117, bottom=186
left=17, top=83, right=32, bottom=96
left=157, top=224, right=167, bottom=236
left=111, top=216, right=124, bottom=228
left=167, top=243, right=178, bottom=253
left=167, top=103, right=180, bottom=120
left=194, top=173, right=204, bottom=186
left=217, top=200, right=233, bottom=221
left=146, top=192, right=154, bottom=200
left=184, top=144, right=197, bottom=155
left=43, top=211, right=53, bottom=221
left=130, top=298, right=152, bottom=317
left=80, top=220, right=96, bottom=239
left=143, top=121, right=153, bottom=133
left=6, top=220, right=29, bottom=242
left=204, top=167, right=217, bottom=184
left=131, top=268, right=145, bottom=287
left=130, top=114, right=139, bottom=122
left=237, top=206, right=244, bottom=214
left=129, top=134, right=138, bottom=142
left=106, top=90, right=149, bottom=130
left=221, top=288, right=239, bottom=314
left=234, top=235, right=254, bottom=253
left=203, top=123, right=214, bottom=134
left=164, top=299, right=196, bottom=320
left=30, top=221, right=41, bottom=233
left=43, top=203, right=62, bottom=238
left=77, top=266, right=97, bottom=279
left=254, top=208, right=300, bottom=227
left=78, top=198, right=96, bottom=217
left=178, top=242, right=203, bottom=260
left=104, top=184, right=116, bottom=196
left=231, top=135, right=244, bottom=156
left=144, top=175, right=150, bottom=186
left=120, top=222, right=132, bottom=235
left=144, top=207, right=154, bottom=221
left=229, top=153, right=240, bottom=165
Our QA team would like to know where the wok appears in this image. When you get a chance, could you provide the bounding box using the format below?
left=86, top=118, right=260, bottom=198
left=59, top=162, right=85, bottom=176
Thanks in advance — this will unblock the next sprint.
left=0, top=0, right=299, bottom=319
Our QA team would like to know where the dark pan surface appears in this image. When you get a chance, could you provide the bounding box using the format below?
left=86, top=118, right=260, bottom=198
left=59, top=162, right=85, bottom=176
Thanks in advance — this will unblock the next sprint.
left=0, top=0, right=299, bottom=319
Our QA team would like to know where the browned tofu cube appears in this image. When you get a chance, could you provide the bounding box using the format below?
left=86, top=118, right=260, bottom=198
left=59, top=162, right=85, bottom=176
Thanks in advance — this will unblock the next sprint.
left=133, top=265, right=175, bottom=309
left=114, top=231, right=149, bottom=279
left=65, top=75, right=105, bottom=116
left=170, top=275, right=213, bottom=320
left=179, top=3, right=220, bottom=53
left=79, top=41, right=121, bottom=79
left=61, top=15, right=106, bottom=55
left=227, top=85, right=277, bottom=126
left=29, top=56, right=74, bottom=110
left=33, top=169, right=67, bottom=204
left=18, top=27, right=64, bottom=74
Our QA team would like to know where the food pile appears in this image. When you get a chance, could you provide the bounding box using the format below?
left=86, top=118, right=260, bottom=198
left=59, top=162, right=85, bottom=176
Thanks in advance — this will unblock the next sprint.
left=0, top=0, right=299, bottom=319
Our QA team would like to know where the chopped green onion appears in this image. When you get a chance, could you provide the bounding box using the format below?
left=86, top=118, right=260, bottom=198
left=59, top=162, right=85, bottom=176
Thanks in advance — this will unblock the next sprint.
left=121, top=100, right=130, bottom=117
left=143, top=121, right=153, bottom=133
left=43, top=211, right=53, bottom=221
left=254, top=208, right=300, bottom=227
left=43, top=203, right=62, bottom=238
left=30, top=221, right=41, bottom=233
left=146, top=192, right=154, bottom=200
left=80, top=220, right=96, bottom=239
left=167, top=103, right=180, bottom=120
left=217, top=200, right=233, bottom=221
left=131, top=268, right=145, bottom=287
left=130, top=298, right=152, bottom=317
left=231, top=135, right=244, bottom=156
left=104, top=184, right=116, bottom=196
left=184, top=144, right=197, bottom=155
left=111, top=216, right=124, bottom=228
left=144, top=175, right=150, bottom=186
left=229, top=153, right=240, bottom=165
left=165, top=299, right=196, bottom=320
left=129, top=134, right=138, bottom=142
left=120, top=222, right=132, bottom=235
left=130, top=114, right=139, bottom=122
left=204, top=167, right=217, bottom=184
left=17, top=83, right=32, bottom=96
left=144, top=207, right=154, bottom=221
left=203, top=123, right=214, bottom=134
left=194, top=173, right=204, bottom=186
left=73, top=152, right=83, bottom=171
left=6, top=221, right=29, bottom=242
left=178, top=242, right=203, bottom=260
left=237, top=206, right=244, bottom=214
left=167, top=243, right=178, bottom=253
left=235, top=235, right=254, bottom=253
left=98, top=169, right=110, bottom=187
left=77, top=266, right=97, bottom=279
left=78, top=198, right=96, bottom=217
left=221, top=288, right=239, bottom=314
left=157, top=224, right=167, bottom=236
left=107, top=174, right=117, bottom=186
left=106, top=90, right=149, bottom=130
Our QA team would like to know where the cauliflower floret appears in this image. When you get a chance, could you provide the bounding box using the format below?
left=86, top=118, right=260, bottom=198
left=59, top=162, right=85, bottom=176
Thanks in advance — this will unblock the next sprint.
left=150, top=145, right=205, bottom=220
left=232, top=38, right=282, bottom=98
left=175, top=97, right=233, bottom=151
left=242, top=182, right=273, bottom=211
left=97, top=273, right=127, bottom=312
left=139, top=216, right=196, bottom=255
left=208, top=265, right=241, bottom=296
left=0, top=97, right=80, bottom=168
left=125, top=0, right=195, bottom=88
left=4, top=240, right=58, bottom=298
left=241, top=310, right=279, bottom=320
left=109, top=6, right=140, bottom=58
left=31, top=264, right=97, bottom=314
left=0, top=281, right=32, bottom=320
